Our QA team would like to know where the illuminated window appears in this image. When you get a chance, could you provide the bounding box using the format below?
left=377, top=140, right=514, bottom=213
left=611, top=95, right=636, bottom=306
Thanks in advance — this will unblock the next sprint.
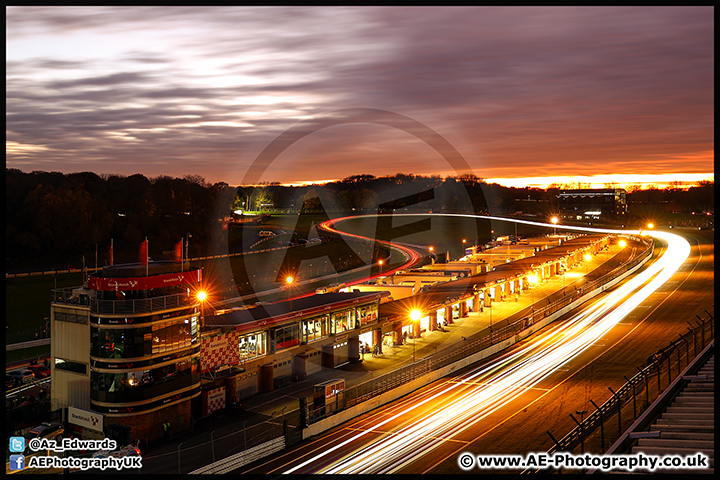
left=238, top=332, right=267, bottom=360
left=302, top=315, right=328, bottom=343
left=331, top=309, right=355, bottom=334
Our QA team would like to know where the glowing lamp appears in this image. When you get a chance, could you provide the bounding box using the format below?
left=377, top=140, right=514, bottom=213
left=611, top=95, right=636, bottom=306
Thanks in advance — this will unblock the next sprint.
left=410, top=310, right=422, bottom=321
left=197, top=291, right=207, bottom=301
left=286, top=276, right=294, bottom=284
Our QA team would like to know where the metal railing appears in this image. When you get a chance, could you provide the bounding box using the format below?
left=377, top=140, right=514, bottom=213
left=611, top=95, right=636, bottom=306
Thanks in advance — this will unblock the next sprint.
left=51, top=287, right=90, bottom=307
left=534, top=312, right=714, bottom=471
left=89, top=293, right=198, bottom=315
left=345, top=358, right=433, bottom=408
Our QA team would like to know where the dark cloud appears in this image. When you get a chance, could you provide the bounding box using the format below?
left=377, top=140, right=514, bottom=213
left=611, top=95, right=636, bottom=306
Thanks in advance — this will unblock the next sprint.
left=6, top=6, right=714, bottom=185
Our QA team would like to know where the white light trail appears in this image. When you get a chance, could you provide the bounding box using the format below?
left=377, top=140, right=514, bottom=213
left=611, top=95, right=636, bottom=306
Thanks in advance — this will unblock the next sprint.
left=285, top=216, right=691, bottom=474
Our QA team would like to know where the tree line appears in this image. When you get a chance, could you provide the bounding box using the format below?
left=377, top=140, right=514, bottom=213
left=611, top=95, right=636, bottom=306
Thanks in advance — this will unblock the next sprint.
left=6, top=169, right=713, bottom=271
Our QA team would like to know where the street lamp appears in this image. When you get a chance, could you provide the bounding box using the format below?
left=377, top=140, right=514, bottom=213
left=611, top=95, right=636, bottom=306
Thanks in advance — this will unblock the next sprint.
left=410, top=309, right=421, bottom=363
left=584, top=253, right=593, bottom=280
left=378, top=259, right=383, bottom=274
left=528, top=272, right=538, bottom=312
left=197, top=291, right=207, bottom=328
left=286, top=276, right=293, bottom=303
left=551, top=216, right=559, bottom=235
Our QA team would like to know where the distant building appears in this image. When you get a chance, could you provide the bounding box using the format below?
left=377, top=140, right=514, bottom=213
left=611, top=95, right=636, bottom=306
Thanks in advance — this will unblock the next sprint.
left=557, top=189, right=627, bottom=220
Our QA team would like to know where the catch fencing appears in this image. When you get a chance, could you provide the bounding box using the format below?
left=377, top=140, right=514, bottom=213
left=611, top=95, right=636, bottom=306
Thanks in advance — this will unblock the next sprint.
left=529, top=311, right=714, bottom=473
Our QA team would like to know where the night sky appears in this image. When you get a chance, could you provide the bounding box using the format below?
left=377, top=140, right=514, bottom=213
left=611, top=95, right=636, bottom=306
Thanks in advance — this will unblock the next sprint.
left=6, top=7, right=714, bottom=188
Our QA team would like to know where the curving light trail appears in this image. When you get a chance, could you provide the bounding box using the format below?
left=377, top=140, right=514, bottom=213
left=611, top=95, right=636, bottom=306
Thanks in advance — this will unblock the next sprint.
left=286, top=215, right=691, bottom=474
left=319, top=216, right=425, bottom=283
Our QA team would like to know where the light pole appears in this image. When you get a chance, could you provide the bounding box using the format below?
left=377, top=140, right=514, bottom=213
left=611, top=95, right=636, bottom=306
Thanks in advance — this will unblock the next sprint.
left=185, top=233, right=192, bottom=268
left=584, top=253, right=592, bottom=276
left=551, top=216, right=559, bottom=236
left=378, top=259, right=383, bottom=274
left=489, top=299, right=493, bottom=335
left=286, top=276, right=293, bottom=306
left=410, top=310, right=421, bottom=363
left=197, top=290, right=207, bottom=328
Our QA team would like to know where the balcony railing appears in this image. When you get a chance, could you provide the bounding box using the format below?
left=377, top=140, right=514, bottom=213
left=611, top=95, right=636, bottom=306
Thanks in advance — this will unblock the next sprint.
left=51, top=287, right=91, bottom=307
left=89, top=292, right=199, bottom=315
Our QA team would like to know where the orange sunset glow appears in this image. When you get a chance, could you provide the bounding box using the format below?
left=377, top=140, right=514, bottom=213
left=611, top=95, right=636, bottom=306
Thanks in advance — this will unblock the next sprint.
left=6, top=7, right=713, bottom=187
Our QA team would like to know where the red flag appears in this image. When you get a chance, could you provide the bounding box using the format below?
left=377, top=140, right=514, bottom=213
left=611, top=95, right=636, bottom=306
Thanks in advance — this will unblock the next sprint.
left=109, top=239, right=114, bottom=266
left=174, top=239, right=183, bottom=263
left=140, top=239, right=148, bottom=266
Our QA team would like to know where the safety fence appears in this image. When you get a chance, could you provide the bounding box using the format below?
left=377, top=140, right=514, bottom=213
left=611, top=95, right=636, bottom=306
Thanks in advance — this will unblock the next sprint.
left=526, top=311, right=714, bottom=473
left=189, top=436, right=285, bottom=474
left=137, top=407, right=301, bottom=475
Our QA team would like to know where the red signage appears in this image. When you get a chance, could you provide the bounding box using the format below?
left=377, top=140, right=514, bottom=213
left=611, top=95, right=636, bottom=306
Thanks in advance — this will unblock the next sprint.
left=88, top=269, right=201, bottom=291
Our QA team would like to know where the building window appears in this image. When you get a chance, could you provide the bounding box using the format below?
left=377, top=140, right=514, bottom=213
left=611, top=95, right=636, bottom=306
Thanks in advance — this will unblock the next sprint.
left=151, top=318, right=195, bottom=354
left=356, top=305, right=378, bottom=326
left=271, top=324, right=300, bottom=352
left=238, top=332, right=267, bottom=361
left=90, top=357, right=199, bottom=404
left=331, top=309, right=354, bottom=334
left=55, top=358, right=87, bottom=375
left=301, top=315, right=328, bottom=343
left=55, top=311, right=87, bottom=324
left=90, top=316, right=198, bottom=360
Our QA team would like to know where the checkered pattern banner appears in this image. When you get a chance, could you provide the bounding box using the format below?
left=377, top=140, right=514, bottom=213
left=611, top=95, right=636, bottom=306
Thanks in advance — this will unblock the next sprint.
left=201, top=331, right=240, bottom=373
left=205, top=386, right=226, bottom=415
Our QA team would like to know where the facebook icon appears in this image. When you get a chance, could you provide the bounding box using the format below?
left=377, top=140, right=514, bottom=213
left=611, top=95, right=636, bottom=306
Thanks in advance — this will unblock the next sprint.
left=9, top=455, right=25, bottom=471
